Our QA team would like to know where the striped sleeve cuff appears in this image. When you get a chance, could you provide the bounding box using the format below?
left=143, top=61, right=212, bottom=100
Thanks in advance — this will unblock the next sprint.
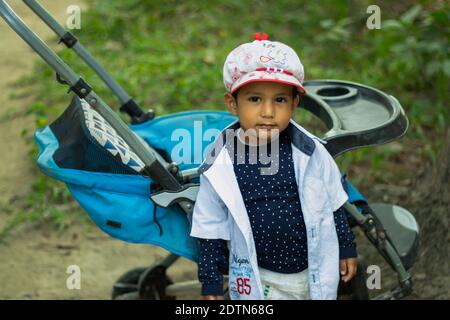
left=339, top=245, right=357, bottom=259
left=201, top=283, right=224, bottom=296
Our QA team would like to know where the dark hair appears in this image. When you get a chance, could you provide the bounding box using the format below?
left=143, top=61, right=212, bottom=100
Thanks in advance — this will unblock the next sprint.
left=231, top=85, right=298, bottom=101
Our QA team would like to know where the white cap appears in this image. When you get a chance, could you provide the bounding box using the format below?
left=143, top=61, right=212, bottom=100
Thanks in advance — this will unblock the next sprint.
left=223, top=32, right=306, bottom=95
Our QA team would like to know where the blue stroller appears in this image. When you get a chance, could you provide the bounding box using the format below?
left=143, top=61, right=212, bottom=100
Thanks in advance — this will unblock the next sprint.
left=0, top=0, right=420, bottom=300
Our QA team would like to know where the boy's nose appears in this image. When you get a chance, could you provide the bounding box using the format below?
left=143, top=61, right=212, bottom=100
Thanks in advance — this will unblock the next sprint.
left=260, top=101, right=275, bottom=118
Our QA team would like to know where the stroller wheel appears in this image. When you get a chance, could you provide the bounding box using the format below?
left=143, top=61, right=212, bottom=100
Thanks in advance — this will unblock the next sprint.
left=112, top=267, right=147, bottom=299
left=138, top=265, right=175, bottom=300
left=337, top=259, right=369, bottom=300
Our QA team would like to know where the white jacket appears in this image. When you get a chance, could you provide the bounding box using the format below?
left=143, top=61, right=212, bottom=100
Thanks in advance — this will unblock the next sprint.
left=190, top=119, right=348, bottom=300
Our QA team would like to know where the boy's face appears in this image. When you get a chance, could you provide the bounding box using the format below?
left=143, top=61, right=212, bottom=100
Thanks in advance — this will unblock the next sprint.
left=224, top=82, right=299, bottom=143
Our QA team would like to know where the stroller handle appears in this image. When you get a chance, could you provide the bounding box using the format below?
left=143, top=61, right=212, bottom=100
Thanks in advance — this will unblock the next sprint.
left=0, top=0, right=78, bottom=90
left=22, top=0, right=147, bottom=121
left=0, top=0, right=183, bottom=192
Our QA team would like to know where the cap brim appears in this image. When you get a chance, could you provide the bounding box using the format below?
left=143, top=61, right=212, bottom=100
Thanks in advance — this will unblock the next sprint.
left=230, top=70, right=306, bottom=95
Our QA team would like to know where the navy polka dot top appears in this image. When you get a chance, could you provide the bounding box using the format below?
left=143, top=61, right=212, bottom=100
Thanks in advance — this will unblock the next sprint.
left=197, top=129, right=357, bottom=296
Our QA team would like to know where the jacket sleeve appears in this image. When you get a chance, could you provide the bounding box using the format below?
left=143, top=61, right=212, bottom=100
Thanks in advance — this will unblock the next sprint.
left=333, top=206, right=358, bottom=259
left=316, top=143, right=349, bottom=212
left=190, top=174, right=231, bottom=240
left=197, top=238, right=227, bottom=295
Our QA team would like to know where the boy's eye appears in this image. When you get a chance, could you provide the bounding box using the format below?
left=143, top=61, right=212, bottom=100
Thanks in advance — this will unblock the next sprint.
left=247, top=96, right=288, bottom=103
left=248, top=96, right=261, bottom=103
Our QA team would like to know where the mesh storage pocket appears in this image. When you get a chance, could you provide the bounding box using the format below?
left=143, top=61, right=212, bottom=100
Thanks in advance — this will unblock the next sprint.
left=49, top=96, right=144, bottom=175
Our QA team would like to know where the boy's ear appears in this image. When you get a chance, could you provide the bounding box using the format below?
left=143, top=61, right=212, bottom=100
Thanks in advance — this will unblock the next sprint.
left=291, top=94, right=300, bottom=112
left=224, top=92, right=238, bottom=115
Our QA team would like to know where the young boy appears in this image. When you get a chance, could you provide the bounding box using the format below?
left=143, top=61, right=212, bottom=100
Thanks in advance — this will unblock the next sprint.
left=190, top=33, right=357, bottom=300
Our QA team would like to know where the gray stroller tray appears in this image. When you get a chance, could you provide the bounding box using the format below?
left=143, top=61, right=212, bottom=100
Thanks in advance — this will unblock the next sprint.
left=301, top=80, right=409, bottom=157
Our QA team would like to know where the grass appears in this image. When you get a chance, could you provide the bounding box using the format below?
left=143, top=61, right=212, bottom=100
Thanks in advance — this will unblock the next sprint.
left=1, top=0, right=448, bottom=237
left=0, top=176, right=88, bottom=242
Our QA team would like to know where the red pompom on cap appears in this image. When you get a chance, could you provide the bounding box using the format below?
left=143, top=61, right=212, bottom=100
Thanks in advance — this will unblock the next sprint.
left=254, top=32, right=269, bottom=41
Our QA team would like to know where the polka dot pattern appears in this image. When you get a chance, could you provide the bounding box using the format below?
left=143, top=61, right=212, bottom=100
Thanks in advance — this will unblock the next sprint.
left=232, top=129, right=308, bottom=273
left=197, top=238, right=227, bottom=295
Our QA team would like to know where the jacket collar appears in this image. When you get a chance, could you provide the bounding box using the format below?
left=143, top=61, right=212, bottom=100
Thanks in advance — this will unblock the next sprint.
left=199, top=119, right=321, bottom=240
left=199, top=118, right=319, bottom=175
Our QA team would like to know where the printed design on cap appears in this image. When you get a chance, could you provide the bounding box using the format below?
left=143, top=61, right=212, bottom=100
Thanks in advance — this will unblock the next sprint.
left=231, top=66, right=241, bottom=82
left=259, top=43, right=287, bottom=67
left=243, top=52, right=254, bottom=65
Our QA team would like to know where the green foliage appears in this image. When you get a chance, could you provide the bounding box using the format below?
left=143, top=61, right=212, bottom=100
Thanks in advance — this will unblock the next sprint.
left=367, top=4, right=449, bottom=118
left=31, top=0, right=449, bottom=122
left=0, top=176, right=88, bottom=241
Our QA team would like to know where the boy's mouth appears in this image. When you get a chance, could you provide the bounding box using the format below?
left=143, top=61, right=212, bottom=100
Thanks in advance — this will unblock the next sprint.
left=256, top=124, right=278, bottom=130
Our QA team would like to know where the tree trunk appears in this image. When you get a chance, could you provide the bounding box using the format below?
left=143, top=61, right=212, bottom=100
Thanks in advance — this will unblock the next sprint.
left=411, top=127, right=449, bottom=282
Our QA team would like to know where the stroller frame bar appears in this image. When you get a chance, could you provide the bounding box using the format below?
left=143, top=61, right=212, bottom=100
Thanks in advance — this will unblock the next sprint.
left=344, top=203, right=412, bottom=299
left=0, top=0, right=188, bottom=196
left=22, top=0, right=146, bottom=120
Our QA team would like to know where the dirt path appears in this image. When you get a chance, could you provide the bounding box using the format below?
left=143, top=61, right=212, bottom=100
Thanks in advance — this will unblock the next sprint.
left=0, top=222, right=198, bottom=299
left=0, top=0, right=198, bottom=299
left=0, top=1, right=87, bottom=206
